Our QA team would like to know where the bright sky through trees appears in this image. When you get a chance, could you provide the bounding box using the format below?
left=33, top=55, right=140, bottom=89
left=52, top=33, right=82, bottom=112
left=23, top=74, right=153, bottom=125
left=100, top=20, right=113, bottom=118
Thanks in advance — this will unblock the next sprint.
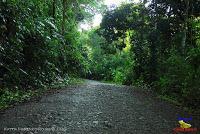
left=79, top=0, right=140, bottom=30
left=104, top=0, right=139, bottom=7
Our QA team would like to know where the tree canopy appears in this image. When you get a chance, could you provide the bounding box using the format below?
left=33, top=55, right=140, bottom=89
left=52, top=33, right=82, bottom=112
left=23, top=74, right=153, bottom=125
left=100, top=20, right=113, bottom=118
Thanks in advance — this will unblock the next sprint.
left=0, top=0, right=200, bottom=109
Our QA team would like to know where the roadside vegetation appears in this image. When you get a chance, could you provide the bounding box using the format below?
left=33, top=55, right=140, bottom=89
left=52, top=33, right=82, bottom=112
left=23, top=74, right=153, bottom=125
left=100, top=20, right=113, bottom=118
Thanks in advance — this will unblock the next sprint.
left=1, top=0, right=199, bottom=110
left=0, top=0, right=100, bottom=109
left=83, top=1, right=200, bottom=110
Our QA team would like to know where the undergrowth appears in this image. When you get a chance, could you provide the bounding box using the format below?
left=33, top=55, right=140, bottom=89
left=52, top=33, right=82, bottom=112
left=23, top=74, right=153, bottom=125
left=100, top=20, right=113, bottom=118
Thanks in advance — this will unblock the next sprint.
left=0, top=77, right=84, bottom=110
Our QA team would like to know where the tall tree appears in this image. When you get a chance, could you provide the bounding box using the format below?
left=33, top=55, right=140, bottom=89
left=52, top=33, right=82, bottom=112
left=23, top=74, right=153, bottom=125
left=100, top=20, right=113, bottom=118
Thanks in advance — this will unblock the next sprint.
left=62, top=0, right=67, bottom=35
left=52, top=0, right=56, bottom=20
left=181, top=0, right=189, bottom=54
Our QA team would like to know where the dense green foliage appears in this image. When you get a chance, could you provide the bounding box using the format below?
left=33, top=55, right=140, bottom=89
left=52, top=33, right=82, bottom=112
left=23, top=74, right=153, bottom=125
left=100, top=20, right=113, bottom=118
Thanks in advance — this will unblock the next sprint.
left=83, top=29, right=133, bottom=84
left=0, top=0, right=102, bottom=107
left=0, top=0, right=99, bottom=90
left=93, top=1, right=200, bottom=108
left=0, top=0, right=199, bottom=109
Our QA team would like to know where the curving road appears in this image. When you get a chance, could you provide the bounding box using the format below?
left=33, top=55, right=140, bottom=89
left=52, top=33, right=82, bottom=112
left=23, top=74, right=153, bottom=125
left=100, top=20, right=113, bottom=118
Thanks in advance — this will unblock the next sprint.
left=0, top=80, right=199, bottom=134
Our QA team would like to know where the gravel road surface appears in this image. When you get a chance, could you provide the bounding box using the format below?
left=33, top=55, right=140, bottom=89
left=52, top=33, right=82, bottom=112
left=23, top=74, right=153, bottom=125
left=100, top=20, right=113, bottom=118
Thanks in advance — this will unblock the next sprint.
left=0, top=80, right=199, bottom=134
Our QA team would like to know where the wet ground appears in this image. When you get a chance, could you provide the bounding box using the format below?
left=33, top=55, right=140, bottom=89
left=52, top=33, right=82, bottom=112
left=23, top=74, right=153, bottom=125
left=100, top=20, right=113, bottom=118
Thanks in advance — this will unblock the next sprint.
left=0, top=80, right=199, bottom=134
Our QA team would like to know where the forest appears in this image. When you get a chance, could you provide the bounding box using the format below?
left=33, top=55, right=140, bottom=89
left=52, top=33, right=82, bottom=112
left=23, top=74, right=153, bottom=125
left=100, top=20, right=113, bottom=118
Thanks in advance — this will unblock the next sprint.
left=0, top=0, right=200, bottom=110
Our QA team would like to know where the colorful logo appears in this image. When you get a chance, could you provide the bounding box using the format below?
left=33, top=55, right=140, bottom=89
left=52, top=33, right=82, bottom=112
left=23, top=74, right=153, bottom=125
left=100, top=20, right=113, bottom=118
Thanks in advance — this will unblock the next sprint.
left=173, top=116, right=198, bottom=134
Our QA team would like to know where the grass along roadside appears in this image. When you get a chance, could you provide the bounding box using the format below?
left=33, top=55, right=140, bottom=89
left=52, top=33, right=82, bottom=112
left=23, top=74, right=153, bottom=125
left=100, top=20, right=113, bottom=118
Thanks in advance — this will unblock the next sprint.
left=0, top=77, right=84, bottom=110
left=131, top=82, right=200, bottom=115
left=157, top=95, right=200, bottom=115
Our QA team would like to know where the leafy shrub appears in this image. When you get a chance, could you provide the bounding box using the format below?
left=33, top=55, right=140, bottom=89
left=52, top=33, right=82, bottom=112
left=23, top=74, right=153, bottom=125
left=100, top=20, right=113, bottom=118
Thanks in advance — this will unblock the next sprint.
left=113, top=69, right=125, bottom=84
left=153, top=48, right=200, bottom=108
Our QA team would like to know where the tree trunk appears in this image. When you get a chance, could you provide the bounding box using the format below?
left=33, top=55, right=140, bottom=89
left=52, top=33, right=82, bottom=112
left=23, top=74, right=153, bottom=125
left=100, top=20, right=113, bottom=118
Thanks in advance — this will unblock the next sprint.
left=149, top=0, right=158, bottom=82
left=62, top=0, right=67, bottom=35
left=181, top=0, right=189, bottom=55
left=52, top=0, right=56, bottom=20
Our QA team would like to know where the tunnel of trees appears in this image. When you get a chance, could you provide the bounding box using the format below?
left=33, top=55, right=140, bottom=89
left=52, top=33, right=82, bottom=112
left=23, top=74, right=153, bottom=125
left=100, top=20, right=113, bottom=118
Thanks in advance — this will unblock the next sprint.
left=0, top=0, right=200, bottom=109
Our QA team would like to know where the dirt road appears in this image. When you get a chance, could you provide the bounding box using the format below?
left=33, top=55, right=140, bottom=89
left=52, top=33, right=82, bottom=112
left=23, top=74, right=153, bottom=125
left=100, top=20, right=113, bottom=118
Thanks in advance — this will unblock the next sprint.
left=0, top=80, right=199, bottom=134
